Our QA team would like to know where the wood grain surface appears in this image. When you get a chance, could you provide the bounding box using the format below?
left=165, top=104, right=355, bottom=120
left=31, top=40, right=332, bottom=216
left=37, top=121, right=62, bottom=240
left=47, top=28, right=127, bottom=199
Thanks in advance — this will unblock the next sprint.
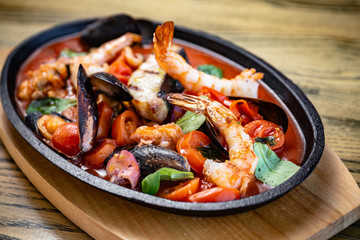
left=0, top=0, right=359, bottom=239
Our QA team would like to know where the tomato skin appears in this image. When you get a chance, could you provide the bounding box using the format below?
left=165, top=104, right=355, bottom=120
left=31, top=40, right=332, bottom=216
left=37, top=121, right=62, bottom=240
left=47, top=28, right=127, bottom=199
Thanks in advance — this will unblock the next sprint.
left=229, top=100, right=262, bottom=125
left=176, top=131, right=211, bottom=175
left=83, top=138, right=117, bottom=168
left=51, top=123, right=80, bottom=156
left=188, top=187, right=241, bottom=203
left=111, top=110, right=140, bottom=146
left=96, top=101, right=114, bottom=141
left=198, top=86, right=233, bottom=107
left=157, top=177, right=200, bottom=201
left=244, top=120, right=285, bottom=150
left=108, top=51, right=133, bottom=85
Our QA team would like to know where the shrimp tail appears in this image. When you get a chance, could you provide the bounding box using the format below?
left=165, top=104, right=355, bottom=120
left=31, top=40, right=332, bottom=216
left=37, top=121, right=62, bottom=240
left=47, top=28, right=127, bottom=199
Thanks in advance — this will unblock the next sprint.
left=154, top=21, right=174, bottom=56
left=166, top=93, right=207, bottom=114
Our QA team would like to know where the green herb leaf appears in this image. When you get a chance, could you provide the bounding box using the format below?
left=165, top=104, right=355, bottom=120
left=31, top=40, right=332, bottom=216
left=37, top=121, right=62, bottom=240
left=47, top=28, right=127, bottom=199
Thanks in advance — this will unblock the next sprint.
left=197, top=64, right=223, bottom=78
left=176, top=111, right=206, bottom=134
left=255, top=136, right=276, bottom=147
left=141, top=167, right=194, bottom=195
left=26, top=97, right=77, bottom=115
left=60, top=49, right=87, bottom=58
left=196, top=145, right=224, bottom=160
left=254, top=142, right=300, bottom=187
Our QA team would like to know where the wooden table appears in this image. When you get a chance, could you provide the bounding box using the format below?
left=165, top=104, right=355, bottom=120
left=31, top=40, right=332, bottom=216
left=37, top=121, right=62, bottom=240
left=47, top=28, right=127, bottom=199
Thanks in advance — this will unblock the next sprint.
left=0, top=0, right=359, bottom=239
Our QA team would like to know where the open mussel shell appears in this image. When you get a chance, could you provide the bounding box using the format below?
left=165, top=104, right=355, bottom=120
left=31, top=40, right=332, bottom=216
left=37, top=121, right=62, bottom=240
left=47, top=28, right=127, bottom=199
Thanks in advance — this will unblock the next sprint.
left=128, top=144, right=191, bottom=177
left=80, top=14, right=141, bottom=47
left=77, top=65, right=98, bottom=153
left=88, top=72, right=133, bottom=101
left=229, top=97, right=289, bottom=133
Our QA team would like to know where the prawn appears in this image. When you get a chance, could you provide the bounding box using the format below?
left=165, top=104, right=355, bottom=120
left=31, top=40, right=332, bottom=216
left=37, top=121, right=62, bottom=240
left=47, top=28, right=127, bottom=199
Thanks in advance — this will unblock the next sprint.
left=167, top=93, right=258, bottom=196
left=153, top=21, right=263, bottom=98
left=18, top=33, right=142, bottom=101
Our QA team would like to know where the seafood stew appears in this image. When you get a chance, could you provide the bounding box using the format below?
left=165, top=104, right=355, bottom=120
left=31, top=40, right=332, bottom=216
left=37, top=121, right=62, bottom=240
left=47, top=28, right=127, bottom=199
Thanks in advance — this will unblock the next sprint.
left=2, top=14, right=324, bottom=216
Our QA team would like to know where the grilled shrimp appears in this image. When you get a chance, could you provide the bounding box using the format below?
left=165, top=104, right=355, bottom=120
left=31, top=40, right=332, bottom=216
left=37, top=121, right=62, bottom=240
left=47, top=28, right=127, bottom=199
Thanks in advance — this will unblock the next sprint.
left=153, top=21, right=262, bottom=98
left=18, top=33, right=142, bottom=101
left=167, top=93, right=258, bottom=196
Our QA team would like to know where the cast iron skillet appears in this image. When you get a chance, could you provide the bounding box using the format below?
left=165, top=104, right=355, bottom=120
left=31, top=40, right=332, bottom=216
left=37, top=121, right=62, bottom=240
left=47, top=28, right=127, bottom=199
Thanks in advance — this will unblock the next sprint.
left=0, top=16, right=324, bottom=216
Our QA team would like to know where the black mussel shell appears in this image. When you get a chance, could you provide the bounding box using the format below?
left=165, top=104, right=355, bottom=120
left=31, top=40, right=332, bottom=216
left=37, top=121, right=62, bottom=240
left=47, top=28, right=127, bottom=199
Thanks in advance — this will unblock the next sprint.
left=24, top=111, right=43, bottom=136
left=24, top=111, right=72, bottom=137
left=77, top=65, right=98, bottom=153
left=129, top=144, right=191, bottom=177
left=89, top=72, right=133, bottom=101
left=80, top=14, right=141, bottom=47
left=229, top=97, right=289, bottom=133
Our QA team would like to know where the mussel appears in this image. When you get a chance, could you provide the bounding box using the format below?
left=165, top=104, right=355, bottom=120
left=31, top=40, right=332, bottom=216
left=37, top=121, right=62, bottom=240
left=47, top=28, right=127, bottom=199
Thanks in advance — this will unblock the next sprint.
left=230, top=97, right=288, bottom=133
left=128, top=144, right=191, bottom=177
left=80, top=14, right=156, bottom=47
left=80, top=14, right=141, bottom=48
left=88, top=72, right=133, bottom=101
left=24, top=111, right=70, bottom=139
left=77, top=65, right=98, bottom=153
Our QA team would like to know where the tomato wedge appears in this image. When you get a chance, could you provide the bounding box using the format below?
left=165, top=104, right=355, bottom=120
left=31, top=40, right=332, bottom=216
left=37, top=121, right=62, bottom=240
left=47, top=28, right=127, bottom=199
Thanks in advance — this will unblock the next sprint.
left=157, top=177, right=200, bottom=201
left=198, top=86, right=233, bottom=107
left=111, top=110, right=140, bottom=146
left=83, top=138, right=117, bottom=168
left=176, top=131, right=211, bottom=174
left=51, top=122, right=80, bottom=156
left=244, top=120, right=285, bottom=150
left=96, top=101, right=114, bottom=141
left=188, top=187, right=240, bottom=202
left=108, top=51, right=133, bottom=85
left=229, top=99, right=262, bottom=125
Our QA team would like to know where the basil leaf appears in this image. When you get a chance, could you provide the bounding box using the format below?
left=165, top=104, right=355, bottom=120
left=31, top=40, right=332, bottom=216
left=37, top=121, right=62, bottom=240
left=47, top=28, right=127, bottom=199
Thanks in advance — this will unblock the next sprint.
left=255, top=136, right=276, bottom=147
left=197, top=64, right=223, bottom=78
left=60, top=49, right=87, bottom=58
left=254, top=142, right=300, bottom=187
left=141, top=167, right=194, bottom=195
left=176, top=111, right=206, bottom=134
left=26, top=97, right=77, bottom=115
left=196, top=145, right=224, bottom=160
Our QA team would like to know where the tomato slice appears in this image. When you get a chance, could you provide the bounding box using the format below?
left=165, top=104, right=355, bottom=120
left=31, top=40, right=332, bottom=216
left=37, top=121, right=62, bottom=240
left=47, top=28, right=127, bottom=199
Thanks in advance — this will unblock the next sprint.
left=229, top=99, right=262, bottom=125
left=108, top=51, right=133, bottom=85
left=176, top=131, right=211, bottom=174
left=96, top=101, right=114, bottom=141
left=83, top=138, right=117, bottom=168
left=244, top=120, right=285, bottom=150
left=51, top=122, right=80, bottom=156
left=188, top=187, right=240, bottom=202
left=111, top=110, right=140, bottom=146
left=157, top=177, right=200, bottom=201
left=198, top=86, right=233, bottom=107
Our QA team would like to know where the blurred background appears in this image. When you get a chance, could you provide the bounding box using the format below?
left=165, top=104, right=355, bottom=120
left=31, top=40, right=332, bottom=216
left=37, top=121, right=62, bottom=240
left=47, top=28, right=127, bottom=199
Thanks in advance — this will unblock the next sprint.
left=0, top=0, right=359, bottom=239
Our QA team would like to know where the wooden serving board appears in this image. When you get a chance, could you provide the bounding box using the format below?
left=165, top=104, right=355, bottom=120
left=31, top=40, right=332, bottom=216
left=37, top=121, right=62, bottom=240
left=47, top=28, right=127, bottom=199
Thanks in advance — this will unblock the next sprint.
left=0, top=103, right=359, bottom=240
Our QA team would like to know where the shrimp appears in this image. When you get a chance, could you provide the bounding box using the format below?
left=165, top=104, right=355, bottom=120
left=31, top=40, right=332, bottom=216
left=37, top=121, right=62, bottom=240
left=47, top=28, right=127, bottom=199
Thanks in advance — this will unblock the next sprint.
left=18, top=33, right=142, bottom=101
left=153, top=21, right=263, bottom=98
left=166, top=93, right=258, bottom=196
left=130, top=123, right=184, bottom=150
left=69, top=32, right=142, bottom=88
